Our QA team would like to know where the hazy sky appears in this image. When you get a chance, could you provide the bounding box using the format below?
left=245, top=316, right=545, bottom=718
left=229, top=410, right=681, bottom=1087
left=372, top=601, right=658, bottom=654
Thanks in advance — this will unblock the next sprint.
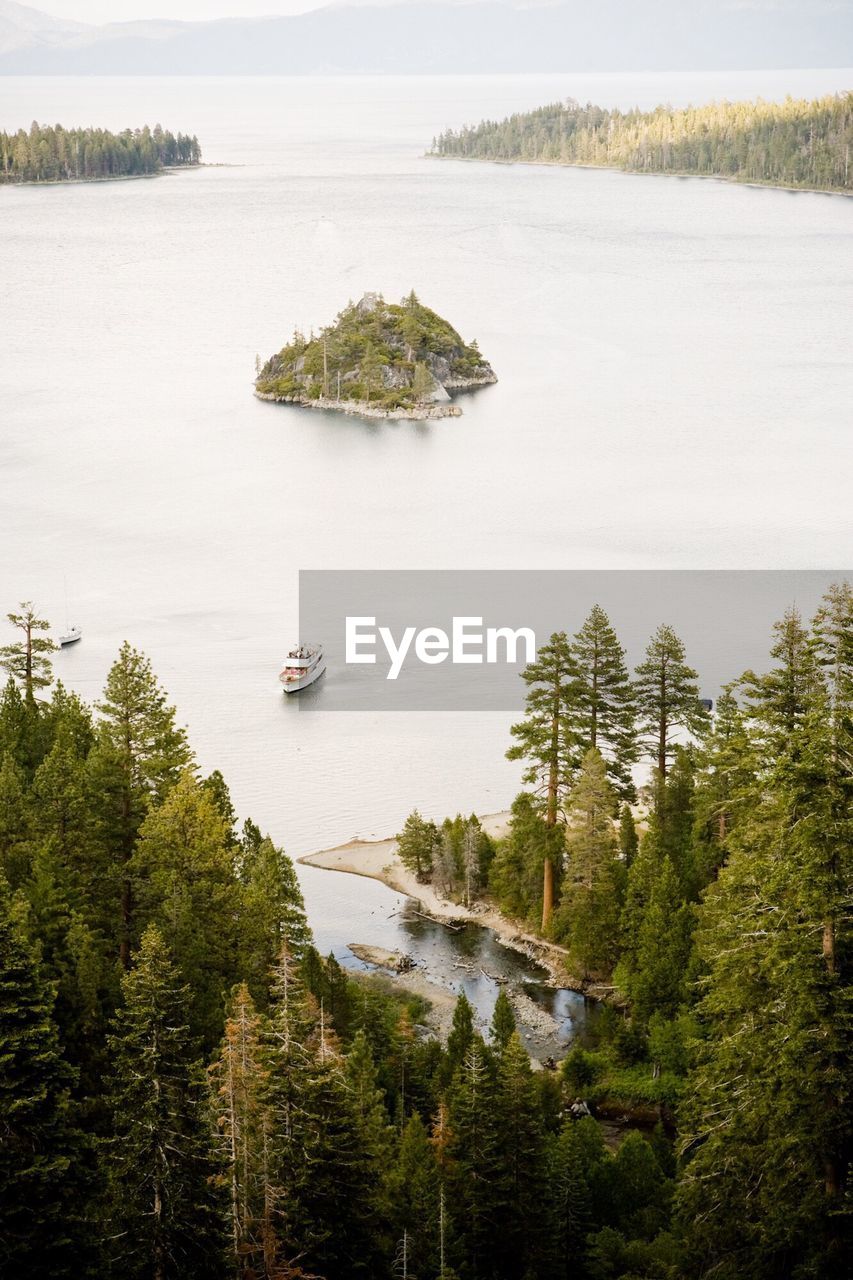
left=38, top=0, right=331, bottom=23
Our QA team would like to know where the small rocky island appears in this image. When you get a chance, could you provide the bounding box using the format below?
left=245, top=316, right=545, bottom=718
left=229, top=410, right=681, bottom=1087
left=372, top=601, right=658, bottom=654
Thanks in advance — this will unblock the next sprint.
left=254, top=291, right=496, bottom=420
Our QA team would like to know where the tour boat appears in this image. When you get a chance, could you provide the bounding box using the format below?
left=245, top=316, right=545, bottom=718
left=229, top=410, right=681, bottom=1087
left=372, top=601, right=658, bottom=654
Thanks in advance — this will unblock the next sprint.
left=279, top=643, right=325, bottom=693
left=59, top=625, right=82, bottom=647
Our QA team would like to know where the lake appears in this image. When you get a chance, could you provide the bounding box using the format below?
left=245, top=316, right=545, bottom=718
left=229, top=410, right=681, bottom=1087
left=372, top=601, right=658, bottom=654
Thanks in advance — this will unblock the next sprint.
left=1, top=71, right=851, bottom=1038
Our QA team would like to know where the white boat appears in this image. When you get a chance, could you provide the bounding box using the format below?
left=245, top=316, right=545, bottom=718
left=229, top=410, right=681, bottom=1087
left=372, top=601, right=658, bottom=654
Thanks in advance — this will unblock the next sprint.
left=279, top=643, right=325, bottom=693
left=59, top=579, right=81, bottom=647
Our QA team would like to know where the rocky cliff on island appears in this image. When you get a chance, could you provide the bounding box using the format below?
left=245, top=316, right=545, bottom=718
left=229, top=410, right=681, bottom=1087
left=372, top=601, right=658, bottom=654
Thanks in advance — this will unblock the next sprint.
left=254, top=291, right=497, bottom=420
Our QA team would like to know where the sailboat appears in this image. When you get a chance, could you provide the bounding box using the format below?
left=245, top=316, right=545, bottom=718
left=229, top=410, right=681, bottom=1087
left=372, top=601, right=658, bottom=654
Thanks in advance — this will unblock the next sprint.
left=59, top=625, right=82, bottom=647
left=59, top=579, right=82, bottom=647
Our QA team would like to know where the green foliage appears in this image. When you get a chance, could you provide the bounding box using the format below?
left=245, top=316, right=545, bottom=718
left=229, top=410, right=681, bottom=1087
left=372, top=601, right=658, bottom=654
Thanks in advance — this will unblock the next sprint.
left=508, top=631, right=578, bottom=823
left=0, top=751, right=29, bottom=889
left=634, top=624, right=707, bottom=780
left=616, top=848, right=693, bottom=1024
left=562, top=1044, right=604, bottom=1092
left=390, top=1111, right=441, bottom=1277
left=0, top=601, right=57, bottom=704
left=131, top=772, right=241, bottom=1049
left=570, top=605, right=639, bottom=802
left=0, top=880, right=91, bottom=1278
left=104, top=924, right=227, bottom=1279
left=490, top=986, right=516, bottom=1051
left=1, top=592, right=849, bottom=1278
left=434, top=93, right=853, bottom=193
left=489, top=790, right=565, bottom=926
left=255, top=291, right=492, bottom=410
left=554, top=748, right=624, bottom=977
left=396, top=807, right=438, bottom=882
left=236, top=822, right=311, bottom=1006
left=619, top=804, right=638, bottom=867
left=676, top=594, right=853, bottom=1278
left=0, top=121, right=201, bottom=184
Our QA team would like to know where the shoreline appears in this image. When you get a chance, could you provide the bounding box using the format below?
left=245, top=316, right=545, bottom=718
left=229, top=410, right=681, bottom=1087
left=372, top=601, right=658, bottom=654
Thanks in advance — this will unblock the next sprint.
left=255, top=390, right=461, bottom=420
left=427, top=152, right=853, bottom=198
left=299, top=812, right=610, bottom=997
left=255, top=374, right=497, bottom=421
left=1, top=163, right=206, bottom=189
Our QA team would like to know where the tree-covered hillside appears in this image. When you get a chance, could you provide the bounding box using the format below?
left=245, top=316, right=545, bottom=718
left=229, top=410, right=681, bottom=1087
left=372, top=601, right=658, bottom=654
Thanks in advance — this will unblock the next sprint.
left=255, top=290, right=497, bottom=418
left=433, top=92, right=853, bottom=193
left=0, top=121, right=201, bottom=183
left=0, top=585, right=850, bottom=1278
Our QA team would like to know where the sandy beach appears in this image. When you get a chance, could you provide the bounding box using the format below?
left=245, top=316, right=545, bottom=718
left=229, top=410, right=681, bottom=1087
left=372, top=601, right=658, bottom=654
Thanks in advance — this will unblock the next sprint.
left=299, top=812, right=576, bottom=987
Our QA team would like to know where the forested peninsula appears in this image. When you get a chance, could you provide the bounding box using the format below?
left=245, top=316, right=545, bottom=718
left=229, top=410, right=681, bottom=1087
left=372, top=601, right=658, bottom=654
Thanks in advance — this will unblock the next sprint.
left=433, top=92, right=853, bottom=194
left=0, top=586, right=849, bottom=1280
left=255, top=290, right=497, bottom=420
left=0, top=122, right=201, bottom=184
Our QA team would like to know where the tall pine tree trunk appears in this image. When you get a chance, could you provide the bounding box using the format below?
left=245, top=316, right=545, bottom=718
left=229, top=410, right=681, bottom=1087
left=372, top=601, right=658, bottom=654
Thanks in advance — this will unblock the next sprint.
left=542, top=711, right=558, bottom=930
left=120, top=787, right=133, bottom=970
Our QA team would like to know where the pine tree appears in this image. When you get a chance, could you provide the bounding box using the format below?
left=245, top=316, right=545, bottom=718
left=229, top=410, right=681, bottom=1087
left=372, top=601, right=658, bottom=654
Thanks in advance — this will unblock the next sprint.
left=569, top=605, right=639, bottom=802
left=259, top=941, right=319, bottom=1269
left=812, top=581, right=853, bottom=730
left=105, top=923, right=227, bottom=1280
left=549, top=1122, right=591, bottom=1277
left=396, top=808, right=438, bottom=882
left=344, top=1030, right=394, bottom=1255
left=490, top=987, right=516, bottom=1052
left=0, top=751, right=29, bottom=889
left=446, top=990, right=476, bottom=1077
left=741, top=606, right=821, bottom=748
left=0, top=675, right=31, bottom=771
left=391, top=1112, right=441, bottom=1279
left=634, top=624, right=707, bottom=781
left=210, top=982, right=266, bottom=1278
left=301, top=1053, right=386, bottom=1278
left=507, top=632, right=577, bottom=928
left=556, top=748, right=623, bottom=978
left=412, top=360, right=435, bottom=402
left=0, top=879, right=90, bottom=1278
left=620, top=853, right=692, bottom=1024
left=678, top=599, right=853, bottom=1277
left=92, top=644, right=193, bottom=967
left=489, top=791, right=564, bottom=927
left=132, top=772, right=240, bottom=1049
left=237, top=824, right=311, bottom=1007
left=447, top=1039, right=501, bottom=1278
left=30, top=735, right=92, bottom=903
left=493, top=1032, right=548, bottom=1276
left=0, top=601, right=57, bottom=704
left=618, top=803, right=638, bottom=868
left=461, top=815, right=491, bottom=907
left=40, top=681, right=95, bottom=762
left=690, top=686, right=754, bottom=883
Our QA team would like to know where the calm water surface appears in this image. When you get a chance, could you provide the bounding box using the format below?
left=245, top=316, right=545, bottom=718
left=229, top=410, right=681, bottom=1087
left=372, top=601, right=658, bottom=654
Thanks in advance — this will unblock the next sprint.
left=1, top=72, right=851, bottom=1039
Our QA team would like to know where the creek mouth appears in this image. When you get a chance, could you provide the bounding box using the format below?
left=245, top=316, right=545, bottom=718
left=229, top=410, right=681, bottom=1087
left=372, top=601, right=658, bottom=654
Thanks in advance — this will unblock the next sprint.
left=299, top=861, right=600, bottom=1060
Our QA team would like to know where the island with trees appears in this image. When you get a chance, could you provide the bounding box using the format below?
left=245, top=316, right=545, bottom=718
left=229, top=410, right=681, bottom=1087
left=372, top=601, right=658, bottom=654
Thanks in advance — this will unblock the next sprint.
left=432, top=92, right=853, bottom=194
left=0, top=122, right=202, bottom=184
left=0, top=582, right=849, bottom=1279
left=254, top=290, right=497, bottom=420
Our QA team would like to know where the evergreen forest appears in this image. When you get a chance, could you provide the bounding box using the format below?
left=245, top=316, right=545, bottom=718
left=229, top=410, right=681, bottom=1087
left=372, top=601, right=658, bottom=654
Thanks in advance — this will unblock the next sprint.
left=432, top=93, right=853, bottom=193
left=0, top=586, right=850, bottom=1279
left=0, top=122, right=201, bottom=184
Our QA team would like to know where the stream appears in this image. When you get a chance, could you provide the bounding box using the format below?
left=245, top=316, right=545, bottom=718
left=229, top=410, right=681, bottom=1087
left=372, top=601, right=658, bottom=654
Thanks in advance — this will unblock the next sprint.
left=298, top=861, right=601, bottom=1060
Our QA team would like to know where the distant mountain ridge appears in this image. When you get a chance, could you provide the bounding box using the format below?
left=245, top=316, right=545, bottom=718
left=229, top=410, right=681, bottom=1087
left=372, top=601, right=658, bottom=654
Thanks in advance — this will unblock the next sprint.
left=1, top=0, right=851, bottom=74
